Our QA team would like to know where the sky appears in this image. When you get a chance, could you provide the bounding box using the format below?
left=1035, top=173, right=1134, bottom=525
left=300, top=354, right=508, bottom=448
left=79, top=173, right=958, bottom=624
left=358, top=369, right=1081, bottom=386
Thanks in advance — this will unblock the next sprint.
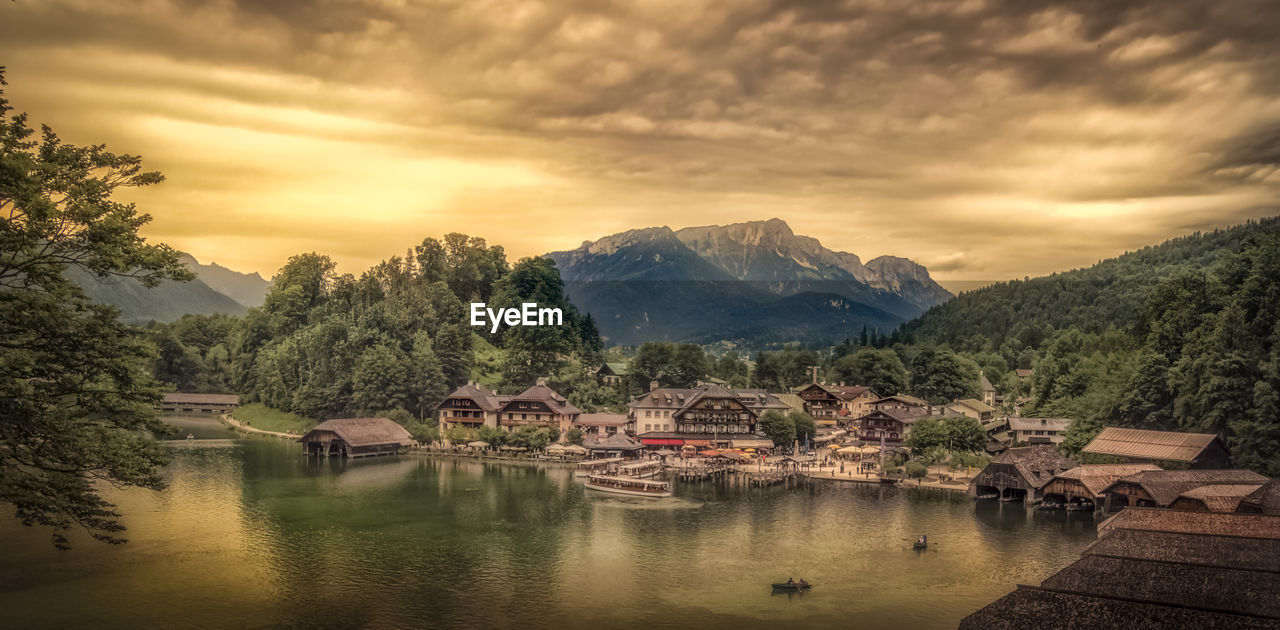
left=1, top=0, right=1278, bottom=284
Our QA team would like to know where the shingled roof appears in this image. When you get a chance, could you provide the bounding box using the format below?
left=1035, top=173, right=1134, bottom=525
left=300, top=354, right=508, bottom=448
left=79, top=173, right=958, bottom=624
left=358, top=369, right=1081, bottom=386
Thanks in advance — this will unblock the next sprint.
left=162, top=393, right=240, bottom=405
left=989, top=445, right=1077, bottom=489
left=1175, top=484, right=1266, bottom=513
left=1083, top=427, right=1223, bottom=463
left=1239, top=480, right=1280, bottom=515
left=1107, top=469, right=1268, bottom=507
left=1054, top=464, right=1163, bottom=496
left=436, top=382, right=511, bottom=412
left=302, top=418, right=414, bottom=448
left=506, top=383, right=581, bottom=416
left=961, top=509, right=1280, bottom=629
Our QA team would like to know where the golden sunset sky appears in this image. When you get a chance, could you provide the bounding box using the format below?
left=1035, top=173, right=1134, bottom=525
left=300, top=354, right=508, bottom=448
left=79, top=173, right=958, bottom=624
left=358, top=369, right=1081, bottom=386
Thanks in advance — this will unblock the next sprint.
left=2, top=0, right=1277, bottom=284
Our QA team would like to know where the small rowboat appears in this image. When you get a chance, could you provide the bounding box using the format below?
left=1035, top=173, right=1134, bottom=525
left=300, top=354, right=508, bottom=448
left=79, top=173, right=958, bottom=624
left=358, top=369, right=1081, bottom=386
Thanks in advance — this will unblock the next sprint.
left=771, top=582, right=811, bottom=591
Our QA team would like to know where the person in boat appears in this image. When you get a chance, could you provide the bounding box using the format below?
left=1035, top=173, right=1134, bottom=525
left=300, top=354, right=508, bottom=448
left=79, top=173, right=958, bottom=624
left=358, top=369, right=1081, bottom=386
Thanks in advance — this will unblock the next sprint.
left=786, top=577, right=794, bottom=585
left=917, top=534, right=927, bottom=545
left=798, top=578, right=808, bottom=588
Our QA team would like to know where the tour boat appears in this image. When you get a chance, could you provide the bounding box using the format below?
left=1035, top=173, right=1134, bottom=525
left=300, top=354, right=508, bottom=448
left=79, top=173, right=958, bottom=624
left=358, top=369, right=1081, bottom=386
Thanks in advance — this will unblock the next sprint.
left=617, top=460, right=663, bottom=479
left=584, top=474, right=672, bottom=498
left=574, top=457, right=623, bottom=477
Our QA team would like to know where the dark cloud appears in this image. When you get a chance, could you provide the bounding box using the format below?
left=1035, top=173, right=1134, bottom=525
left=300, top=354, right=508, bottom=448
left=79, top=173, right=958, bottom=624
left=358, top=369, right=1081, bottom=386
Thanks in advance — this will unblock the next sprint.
left=0, top=0, right=1276, bottom=279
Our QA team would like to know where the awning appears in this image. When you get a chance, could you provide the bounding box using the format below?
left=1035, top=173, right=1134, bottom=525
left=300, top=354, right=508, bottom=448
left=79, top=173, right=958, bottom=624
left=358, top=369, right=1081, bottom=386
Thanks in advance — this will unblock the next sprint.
left=731, top=438, right=774, bottom=449
left=640, top=438, right=684, bottom=446
left=684, top=439, right=712, bottom=447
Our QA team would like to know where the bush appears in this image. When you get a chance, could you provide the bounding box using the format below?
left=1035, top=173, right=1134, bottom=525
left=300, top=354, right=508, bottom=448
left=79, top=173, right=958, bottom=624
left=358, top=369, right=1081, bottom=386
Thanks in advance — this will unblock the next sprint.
left=906, top=461, right=928, bottom=478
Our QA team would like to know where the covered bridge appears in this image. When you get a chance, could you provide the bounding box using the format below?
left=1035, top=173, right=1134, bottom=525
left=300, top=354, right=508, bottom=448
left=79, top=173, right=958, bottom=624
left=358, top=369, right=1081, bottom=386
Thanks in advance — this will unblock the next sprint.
left=970, top=445, right=1076, bottom=503
left=160, top=393, right=239, bottom=414
left=300, top=418, right=414, bottom=458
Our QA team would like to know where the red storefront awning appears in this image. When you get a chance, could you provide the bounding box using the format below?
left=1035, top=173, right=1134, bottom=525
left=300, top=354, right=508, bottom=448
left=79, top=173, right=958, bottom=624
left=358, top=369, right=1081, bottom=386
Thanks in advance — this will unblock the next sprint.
left=640, top=438, right=684, bottom=446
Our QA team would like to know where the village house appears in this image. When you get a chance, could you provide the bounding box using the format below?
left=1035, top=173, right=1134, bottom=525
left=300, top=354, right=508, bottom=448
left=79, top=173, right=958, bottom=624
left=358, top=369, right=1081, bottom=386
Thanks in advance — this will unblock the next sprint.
left=497, top=379, right=581, bottom=442
left=946, top=398, right=997, bottom=422
left=1042, top=464, right=1162, bottom=511
left=435, top=381, right=509, bottom=431
left=159, top=392, right=239, bottom=414
left=592, top=362, right=627, bottom=388
left=845, top=394, right=963, bottom=445
left=1103, top=469, right=1268, bottom=510
left=300, top=417, right=415, bottom=458
left=1008, top=417, right=1071, bottom=446
left=795, top=382, right=844, bottom=425
left=833, top=385, right=879, bottom=419
left=573, top=412, right=628, bottom=438
left=970, top=445, right=1077, bottom=503
left=1082, top=427, right=1232, bottom=469
left=1014, top=368, right=1033, bottom=382
left=979, top=371, right=997, bottom=407
left=627, top=382, right=784, bottom=451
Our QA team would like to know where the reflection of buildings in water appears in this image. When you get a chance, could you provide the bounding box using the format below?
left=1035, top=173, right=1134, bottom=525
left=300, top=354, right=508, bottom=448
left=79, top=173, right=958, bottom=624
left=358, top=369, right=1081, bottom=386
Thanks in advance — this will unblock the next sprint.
left=322, top=457, right=420, bottom=494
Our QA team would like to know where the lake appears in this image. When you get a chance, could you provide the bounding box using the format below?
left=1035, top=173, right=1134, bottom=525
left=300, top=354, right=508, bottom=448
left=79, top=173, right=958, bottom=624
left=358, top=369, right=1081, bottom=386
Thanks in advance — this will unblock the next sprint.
left=0, top=416, right=1098, bottom=629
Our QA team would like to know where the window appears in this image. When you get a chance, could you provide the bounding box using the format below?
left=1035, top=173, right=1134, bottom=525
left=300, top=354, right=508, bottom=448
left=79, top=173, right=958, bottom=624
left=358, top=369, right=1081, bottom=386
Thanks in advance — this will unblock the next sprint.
left=645, top=424, right=652, bottom=431
left=646, top=410, right=652, bottom=418
left=664, top=411, right=670, bottom=417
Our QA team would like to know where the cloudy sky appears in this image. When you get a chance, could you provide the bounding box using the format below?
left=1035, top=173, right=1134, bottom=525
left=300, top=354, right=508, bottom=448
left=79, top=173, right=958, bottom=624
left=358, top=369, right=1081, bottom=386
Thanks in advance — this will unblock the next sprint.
left=2, top=0, right=1278, bottom=285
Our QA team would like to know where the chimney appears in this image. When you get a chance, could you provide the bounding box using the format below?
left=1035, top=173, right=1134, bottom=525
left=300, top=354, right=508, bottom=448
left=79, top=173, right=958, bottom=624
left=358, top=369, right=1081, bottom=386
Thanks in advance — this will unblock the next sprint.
left=811, top=366, right=819, bottom=384
left=536, top=377, right=547, bottom=387
left=650, top=380, right=659, bottom=392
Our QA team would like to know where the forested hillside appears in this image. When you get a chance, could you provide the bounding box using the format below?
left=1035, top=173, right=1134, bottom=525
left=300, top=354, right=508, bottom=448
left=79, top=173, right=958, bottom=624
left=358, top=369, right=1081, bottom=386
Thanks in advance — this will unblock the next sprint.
left=894, top=218, right=1280, bottom=474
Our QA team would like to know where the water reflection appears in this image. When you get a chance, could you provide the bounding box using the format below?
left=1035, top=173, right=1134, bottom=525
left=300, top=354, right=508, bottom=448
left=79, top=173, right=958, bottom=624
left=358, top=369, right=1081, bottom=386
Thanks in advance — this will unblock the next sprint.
left=0, top=417, right=1099, bottom=630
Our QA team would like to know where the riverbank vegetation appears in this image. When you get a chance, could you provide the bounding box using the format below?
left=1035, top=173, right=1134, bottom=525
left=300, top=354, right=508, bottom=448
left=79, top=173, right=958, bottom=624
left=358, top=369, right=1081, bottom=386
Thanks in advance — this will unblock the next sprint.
left=231, top=403, right=316, bottom=435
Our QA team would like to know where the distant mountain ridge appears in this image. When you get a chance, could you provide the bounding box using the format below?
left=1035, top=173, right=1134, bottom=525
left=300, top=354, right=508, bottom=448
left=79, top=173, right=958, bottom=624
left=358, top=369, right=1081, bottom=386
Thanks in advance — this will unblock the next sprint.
left=545, top=219, right=951, bottom=345
left=67, top=252, right=270, bottom=324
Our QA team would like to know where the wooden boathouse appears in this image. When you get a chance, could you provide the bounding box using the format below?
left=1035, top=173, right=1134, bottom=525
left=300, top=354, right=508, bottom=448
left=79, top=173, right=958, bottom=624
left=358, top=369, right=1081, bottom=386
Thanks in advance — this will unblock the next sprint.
left=1042, top=464, right=1161, bottom=511
left=1082, top=427, right=1231, bottom=469
left=1102, top=469, right=1267, bottom=510
left=300, top=417, right=415, bottom=458
left=969, top=445, right=1076, bottom=503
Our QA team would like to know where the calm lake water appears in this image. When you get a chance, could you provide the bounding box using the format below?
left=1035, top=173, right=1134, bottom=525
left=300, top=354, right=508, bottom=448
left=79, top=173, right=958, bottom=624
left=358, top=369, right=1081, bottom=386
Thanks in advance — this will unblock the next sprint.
left=0, top=416, right=1098, bottom=629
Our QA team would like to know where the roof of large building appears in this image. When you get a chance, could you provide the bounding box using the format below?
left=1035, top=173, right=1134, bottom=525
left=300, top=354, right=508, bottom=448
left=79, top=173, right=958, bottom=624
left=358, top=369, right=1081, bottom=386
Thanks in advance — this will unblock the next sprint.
left=1014, top=368, right=1034, bottom=378
left=1053, top=464, right=1163, bottom=496
left=585, top=433, right=643, bottom=451
left=1082, top=427, right=1223, bottom=463
left=436, top=382, right=511, bottom=412
left=628, top=385, right=788, bottom=414
left=960, top=509, right=1280, bottom=629
left=832, top=385, right=876, bottom=400
left=574, top=412, right=628, bottom=427
left=1008, top=417, right=1072, bottom=432
left=772, top=393, right=806, bottom=412
left=506, top=383, right=581, bottom=416
left=1175, top=484, right=1266, bottom=513
left=162, top=392, right=240, bottom=405
left=950, top=398, right=997, bottom=414
left=605, top=362, right=629, bottom=375
left=302, top=418, right=414, bottom=448
left=869, top=394, right=928, bottom=407
left=1107, top=469, right=1268, bottom=506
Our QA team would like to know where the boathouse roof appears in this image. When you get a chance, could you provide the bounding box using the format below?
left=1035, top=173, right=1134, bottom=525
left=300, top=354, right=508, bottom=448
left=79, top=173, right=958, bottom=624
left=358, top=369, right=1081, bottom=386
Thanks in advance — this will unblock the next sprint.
left=1174, top=484, right=1265, bottom=513
left=1082, top=427, right=1224, bottom=463
left=986, top=445, right=1076, bottom=489
left=586, top=433, right=643, bottom=451
left=302, top=417, right=414, bottom=448
left=1239, top=480, right=1280, bottom=515
left=1053, top=464, right=1162, bottom=496
left=1105, top=469, right=1268, bottom=507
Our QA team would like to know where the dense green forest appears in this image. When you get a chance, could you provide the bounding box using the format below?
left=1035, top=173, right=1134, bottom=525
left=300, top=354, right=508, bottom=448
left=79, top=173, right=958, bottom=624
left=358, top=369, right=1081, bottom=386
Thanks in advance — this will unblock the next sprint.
left=888, top=219, right=1280, bottom=475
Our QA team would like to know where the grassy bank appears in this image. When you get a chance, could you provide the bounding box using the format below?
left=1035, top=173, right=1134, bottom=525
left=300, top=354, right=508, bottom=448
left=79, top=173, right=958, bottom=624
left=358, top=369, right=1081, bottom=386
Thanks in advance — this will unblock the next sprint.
left=232, top=403, right=317, bottom=434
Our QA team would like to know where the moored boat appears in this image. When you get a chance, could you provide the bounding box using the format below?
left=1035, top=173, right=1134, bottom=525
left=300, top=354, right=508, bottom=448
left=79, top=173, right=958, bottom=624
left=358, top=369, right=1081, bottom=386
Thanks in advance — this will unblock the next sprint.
left=771, top=581, right=811, bottom=591
left=585, top=474, right=672, bottom=498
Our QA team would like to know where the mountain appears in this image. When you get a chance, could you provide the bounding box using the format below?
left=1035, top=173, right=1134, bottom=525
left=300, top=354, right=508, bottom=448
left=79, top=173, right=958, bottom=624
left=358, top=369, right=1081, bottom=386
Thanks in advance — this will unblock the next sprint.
left=545, top=219, right=949, bottom=345
left=66, top=252, right=270, bottom=324
left=179, top=253, right=269, bottom=308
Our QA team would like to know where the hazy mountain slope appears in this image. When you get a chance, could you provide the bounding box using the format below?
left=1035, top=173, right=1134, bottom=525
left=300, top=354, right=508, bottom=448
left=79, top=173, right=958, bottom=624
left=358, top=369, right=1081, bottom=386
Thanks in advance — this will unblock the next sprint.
left=65, top=265, right=247, bottom=324
left=898, top=218, right=1280, bottom=350
left=180, top=253, right=269, bottom=307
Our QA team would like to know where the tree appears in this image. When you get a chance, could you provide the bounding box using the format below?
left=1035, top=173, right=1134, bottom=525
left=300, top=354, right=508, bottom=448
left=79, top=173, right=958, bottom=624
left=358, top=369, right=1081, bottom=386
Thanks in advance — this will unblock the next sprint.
left=0, top=70, right=191, bottom=548
left=909, top=347, right=980, bottom=404
left=352, top=343, right=412, bottom=414
left=831, top=348, right=908, bottom=394
left=759, top=411, right=796, bottom=448
left=566, top=427, right=584, bottom=446
left=789, top=411, right=816, bottom=444
left=942, top=416, right=987, bottom=452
